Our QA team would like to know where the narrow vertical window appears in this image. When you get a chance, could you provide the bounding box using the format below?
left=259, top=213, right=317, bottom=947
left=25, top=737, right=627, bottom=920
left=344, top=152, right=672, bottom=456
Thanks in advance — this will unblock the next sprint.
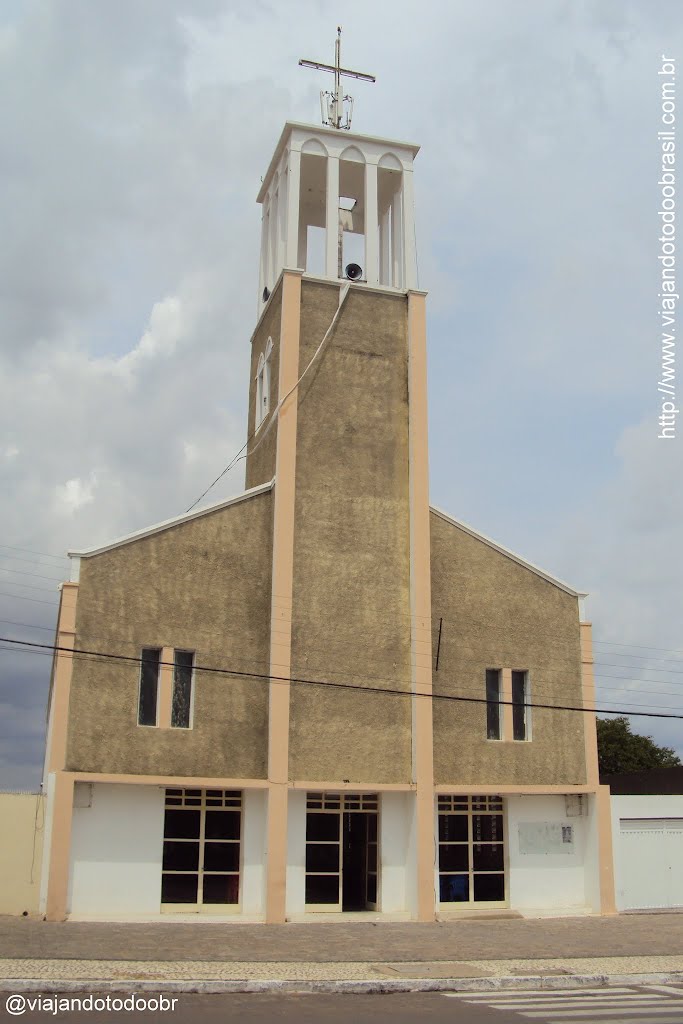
left=486, top=668, right=501, bottom=740
left=255, top=353, right=265, bottom=429
left=138, top=648, right=161, bottom=726
left=255, top=339, right=272, bottom=430
left=263, top=337, right=272, bottom=418
left=512, top=670, right=530, bottom=741
left=172, top=650, right=194, bottom=729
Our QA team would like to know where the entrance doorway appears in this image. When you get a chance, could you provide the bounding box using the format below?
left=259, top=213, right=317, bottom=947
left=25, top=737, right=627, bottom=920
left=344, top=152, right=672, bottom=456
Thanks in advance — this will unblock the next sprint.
left=305, top=793, right=379, bottom=912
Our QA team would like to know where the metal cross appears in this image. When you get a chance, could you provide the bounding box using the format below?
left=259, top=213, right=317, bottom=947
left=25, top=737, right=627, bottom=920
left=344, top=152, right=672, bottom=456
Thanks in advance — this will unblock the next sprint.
left=299, top=27, right=375, bottom=130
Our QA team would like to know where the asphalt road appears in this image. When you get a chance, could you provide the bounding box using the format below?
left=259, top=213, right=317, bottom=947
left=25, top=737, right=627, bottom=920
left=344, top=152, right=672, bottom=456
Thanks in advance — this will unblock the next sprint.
left=4, top=986, right=683, bottom=1024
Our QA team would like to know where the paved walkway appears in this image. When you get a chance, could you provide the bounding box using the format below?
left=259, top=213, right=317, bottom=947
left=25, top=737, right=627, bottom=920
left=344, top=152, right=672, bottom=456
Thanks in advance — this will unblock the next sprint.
left=1, top=914, right=682, bottom=991
left=3, top=913, right=683, bottom=962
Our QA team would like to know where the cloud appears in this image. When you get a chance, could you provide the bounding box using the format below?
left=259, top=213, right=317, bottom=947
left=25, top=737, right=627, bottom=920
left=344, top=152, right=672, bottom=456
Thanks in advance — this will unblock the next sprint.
left=1, top=0, right=682, bottom=787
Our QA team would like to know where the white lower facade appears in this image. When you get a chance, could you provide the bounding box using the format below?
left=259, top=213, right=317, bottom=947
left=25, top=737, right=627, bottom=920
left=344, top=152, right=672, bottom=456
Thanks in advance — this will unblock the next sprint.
left=42, top=781, right=605, bottom=920
left=610, top=794, right=683, bottom=911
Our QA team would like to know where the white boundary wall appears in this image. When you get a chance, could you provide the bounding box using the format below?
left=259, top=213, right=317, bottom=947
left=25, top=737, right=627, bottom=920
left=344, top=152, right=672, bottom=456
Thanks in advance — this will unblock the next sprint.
left=0, top=791, right=45, bottom=916
left=611, top=794, right=683, bottom=911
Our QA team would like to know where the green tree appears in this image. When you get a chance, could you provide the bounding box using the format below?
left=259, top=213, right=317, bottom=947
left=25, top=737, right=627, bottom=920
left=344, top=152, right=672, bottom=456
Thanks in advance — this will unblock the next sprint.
left=597, top=716, right=682, bottom=775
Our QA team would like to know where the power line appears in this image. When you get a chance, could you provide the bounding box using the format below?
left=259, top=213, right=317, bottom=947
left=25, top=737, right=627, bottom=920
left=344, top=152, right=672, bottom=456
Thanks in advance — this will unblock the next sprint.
left=185, top=284, right=351, bottom=513
left=3, top=559, right=683, bottom=665
left=0, top=592, right=58, bottom=606
left=0, top=552, right=68, bottom=570
left=2, top=635, right=682, bottom=721
left=593, top=638, right=683, bottom=656
left=3, top=612, right=683, bottom=707
left=5, top=630, right=683, bottom=711
left=595, top=660, right=683, bottom=677
left=0, top=543, right=67, bottom=562
left=8, top=630, right=681, bottom=710
left=0, top=579, right=60, bottom=595
left=0, top=566, right=66, bottom=584
left=591, top=648, right=683, bottom=668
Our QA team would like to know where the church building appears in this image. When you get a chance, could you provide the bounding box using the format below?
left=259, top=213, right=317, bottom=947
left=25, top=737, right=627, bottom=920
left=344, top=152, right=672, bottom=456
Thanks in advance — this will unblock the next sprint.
left=40, top=48, right=616, bottom=922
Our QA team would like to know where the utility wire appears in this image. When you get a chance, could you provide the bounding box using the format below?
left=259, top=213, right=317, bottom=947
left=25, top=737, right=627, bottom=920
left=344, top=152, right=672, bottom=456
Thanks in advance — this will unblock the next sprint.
left=0, top=552, right=68, bottom=569
left=0, top=566, right=66, bottom=583
left=0, top=580, right=60, bottom=595
left=2, top=635, right=682, bottom=721
left=3, top=615, right=683, bottom=704
left=0, top=543, right=68, bottom=562
left=185, top=284, right=351, bottom=513
left=0, top=592, right=58, bottom=606
left=4, top=633, right=682, bottom=711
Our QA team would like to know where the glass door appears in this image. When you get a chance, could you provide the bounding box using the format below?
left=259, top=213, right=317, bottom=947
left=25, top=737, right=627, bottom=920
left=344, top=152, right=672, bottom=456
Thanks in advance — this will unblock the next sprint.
left=365, top=812, right=379, bottom=910
left=305, top=793, right=380, bottom=912
left=437, top=794, right=506, bottom=908
left=161, top=788, right=242, bottom=913
left=305, top=794, right=342, bottom=911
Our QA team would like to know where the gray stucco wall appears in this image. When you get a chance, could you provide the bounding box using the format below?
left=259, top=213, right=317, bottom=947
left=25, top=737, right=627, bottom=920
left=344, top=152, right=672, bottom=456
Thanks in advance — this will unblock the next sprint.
left=66, top=491, right=273, bottom=778
left=430, top=511, right=587, bottom=786
left=288, top=282, right=413, bottom=784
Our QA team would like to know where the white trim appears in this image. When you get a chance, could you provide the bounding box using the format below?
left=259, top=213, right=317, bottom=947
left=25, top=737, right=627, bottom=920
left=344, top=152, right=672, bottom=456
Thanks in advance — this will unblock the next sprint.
left=302, top=274, right=421, bottom=299
left=69, top=480, right=275, bottom=558
left=257, top=122, right=420, bottom=204
left=429, top=505, right=587, bottom=598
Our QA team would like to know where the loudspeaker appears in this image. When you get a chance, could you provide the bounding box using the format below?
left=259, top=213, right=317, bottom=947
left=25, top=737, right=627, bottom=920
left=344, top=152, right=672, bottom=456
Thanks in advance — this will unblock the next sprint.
left=262, top=286, right=270, bottom=302
left=345, top=263, right=363, bottom=281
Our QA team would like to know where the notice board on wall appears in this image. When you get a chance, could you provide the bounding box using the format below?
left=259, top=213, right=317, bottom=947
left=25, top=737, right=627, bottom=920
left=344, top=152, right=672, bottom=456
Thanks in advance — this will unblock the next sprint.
left=518, top=822, right=575, bottom=855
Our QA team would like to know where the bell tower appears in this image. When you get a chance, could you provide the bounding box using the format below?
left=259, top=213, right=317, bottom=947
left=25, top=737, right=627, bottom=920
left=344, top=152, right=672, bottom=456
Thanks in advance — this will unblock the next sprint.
left=257, top=122, right=419, bottom=306
left=247, top=36, right=435, bottom=926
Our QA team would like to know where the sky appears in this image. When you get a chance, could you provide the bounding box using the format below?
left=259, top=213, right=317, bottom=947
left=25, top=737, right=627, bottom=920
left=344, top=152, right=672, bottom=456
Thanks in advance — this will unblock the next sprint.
left=1, top=0, right=682, bottom=790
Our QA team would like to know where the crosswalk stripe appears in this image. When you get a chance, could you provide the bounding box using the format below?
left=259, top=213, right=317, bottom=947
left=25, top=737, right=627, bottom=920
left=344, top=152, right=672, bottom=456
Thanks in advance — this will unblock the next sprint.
left=485, top=997, right=673, bottom=1010
left=522, top=1004, right=683, bottom=1018
left=444, top=988, right=635, bottom=999
left=545, top=1019, right=683, bottom=1024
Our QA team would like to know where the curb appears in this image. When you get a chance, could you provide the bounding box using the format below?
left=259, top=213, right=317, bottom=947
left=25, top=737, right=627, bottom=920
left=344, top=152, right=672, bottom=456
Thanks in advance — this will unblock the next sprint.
left=2, top=972, right=683, bottom=995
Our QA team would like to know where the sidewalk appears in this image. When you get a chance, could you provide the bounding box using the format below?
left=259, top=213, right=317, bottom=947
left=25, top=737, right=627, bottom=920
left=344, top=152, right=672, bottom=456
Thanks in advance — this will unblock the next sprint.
left=1, top=914, right=682, bottom=993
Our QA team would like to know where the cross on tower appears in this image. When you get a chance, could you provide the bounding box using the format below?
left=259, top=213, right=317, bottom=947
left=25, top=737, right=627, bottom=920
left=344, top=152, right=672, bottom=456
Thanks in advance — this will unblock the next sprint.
left=299, top=27, right=376, bottom=131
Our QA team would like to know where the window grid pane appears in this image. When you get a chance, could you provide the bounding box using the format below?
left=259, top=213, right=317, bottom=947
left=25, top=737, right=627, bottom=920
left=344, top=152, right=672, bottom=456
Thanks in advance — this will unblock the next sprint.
left=486, top=668, right=501, bottom=740
left=512, top=670, right=528, bottom=741
left=438, top=796, right=506, bottom=906
left=172, top=650, right=194, bottom=729
left=138, top=648, right=161, bottom=726
left=161, top=789, right=242, bottom=909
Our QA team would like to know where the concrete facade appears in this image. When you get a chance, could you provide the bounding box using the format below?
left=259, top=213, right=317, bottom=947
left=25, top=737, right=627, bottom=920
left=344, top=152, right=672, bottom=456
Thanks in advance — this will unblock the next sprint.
left=288, top=284, right=413, bottom=784
left=430, top=510, right=587, bottom=787
left=37, top=121, right=614, bottom=924
left=65, top=489, right=273, bottom=779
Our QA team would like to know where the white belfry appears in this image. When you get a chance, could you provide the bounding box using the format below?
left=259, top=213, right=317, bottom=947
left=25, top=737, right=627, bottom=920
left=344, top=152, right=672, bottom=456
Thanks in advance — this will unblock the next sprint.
left=257, top=123, right=419, bottom=306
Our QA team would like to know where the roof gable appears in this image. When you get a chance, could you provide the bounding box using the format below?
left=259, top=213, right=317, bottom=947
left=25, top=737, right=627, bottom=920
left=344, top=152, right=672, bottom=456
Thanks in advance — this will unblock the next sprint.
left=430, top=505, right=587, bottom=600
left=68, top=480, right=274, bottom=563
